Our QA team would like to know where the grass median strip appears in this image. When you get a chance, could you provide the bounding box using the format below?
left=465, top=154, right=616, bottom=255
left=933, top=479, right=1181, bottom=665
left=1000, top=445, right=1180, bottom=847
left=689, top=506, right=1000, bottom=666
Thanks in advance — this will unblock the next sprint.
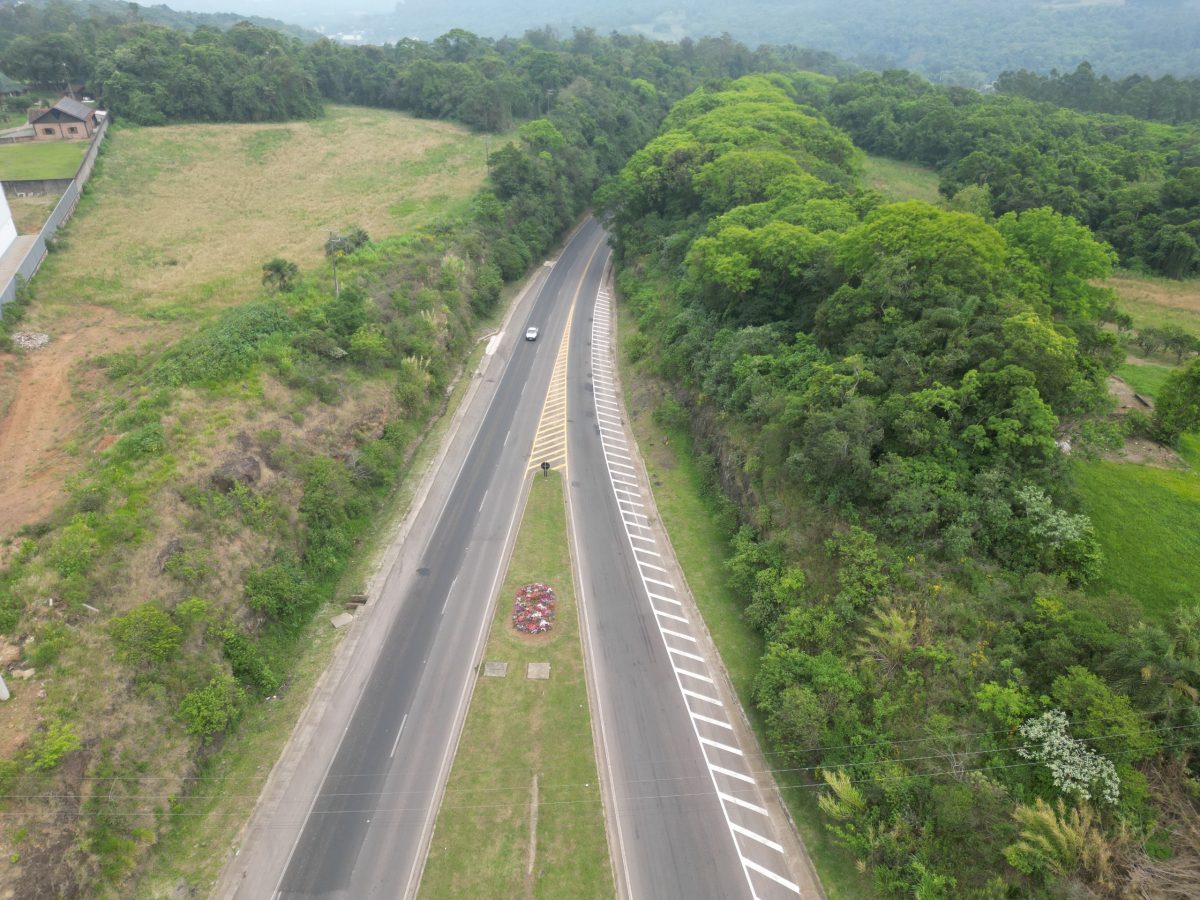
left=419, top=471, right=613, bottom=899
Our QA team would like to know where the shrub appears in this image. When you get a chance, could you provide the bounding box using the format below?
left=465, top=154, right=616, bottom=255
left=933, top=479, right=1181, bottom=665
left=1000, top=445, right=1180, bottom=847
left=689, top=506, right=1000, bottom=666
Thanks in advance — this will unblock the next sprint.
left=25, top=720, right=82, bottom=772
left=153, top=302, right=292, bottom=386
left=244, top=562, right=312, bottom=626
left=177, top=675, right=245, bottom=740
left=219, top=627, right=281, bottom=695
left=48, top=515, right=100, bottom=579
left=108, top=604, right=183, bottom=669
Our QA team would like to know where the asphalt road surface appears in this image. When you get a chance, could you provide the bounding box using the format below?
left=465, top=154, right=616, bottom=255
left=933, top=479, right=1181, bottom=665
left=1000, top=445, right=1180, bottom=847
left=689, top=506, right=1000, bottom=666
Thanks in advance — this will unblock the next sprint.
left=221, top=219, right=609, bottom=899
left=566, top=269, right=817, bottom=899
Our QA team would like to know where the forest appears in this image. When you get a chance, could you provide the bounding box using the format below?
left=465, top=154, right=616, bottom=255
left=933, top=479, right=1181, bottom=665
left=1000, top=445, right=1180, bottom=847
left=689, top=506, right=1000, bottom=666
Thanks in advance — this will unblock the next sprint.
left=794, top=69, right=1200, bottom=279
left=997, top=62, right=1200, bottom=127
left=600, top=73, right=1200, bottom=896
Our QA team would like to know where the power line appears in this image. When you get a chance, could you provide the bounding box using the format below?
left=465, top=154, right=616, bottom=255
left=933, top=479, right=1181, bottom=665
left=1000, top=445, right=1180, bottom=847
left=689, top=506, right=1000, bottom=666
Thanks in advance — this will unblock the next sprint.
left=0, top=739, right=1193, bottom=821
left=4, top=722, right=1195, bottom=807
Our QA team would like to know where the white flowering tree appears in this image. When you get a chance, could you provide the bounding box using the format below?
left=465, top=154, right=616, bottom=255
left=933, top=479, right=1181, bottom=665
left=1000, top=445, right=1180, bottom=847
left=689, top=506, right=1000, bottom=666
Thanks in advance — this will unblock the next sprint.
left=1017, top=709, right=1120, bottom=805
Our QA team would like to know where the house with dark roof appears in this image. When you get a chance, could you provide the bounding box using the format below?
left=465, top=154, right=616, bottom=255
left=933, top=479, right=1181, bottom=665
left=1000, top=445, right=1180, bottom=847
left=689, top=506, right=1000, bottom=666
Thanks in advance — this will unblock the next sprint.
left=0, top=71, right=26, bottom=97
left=28, top=97, right=97, bottom=141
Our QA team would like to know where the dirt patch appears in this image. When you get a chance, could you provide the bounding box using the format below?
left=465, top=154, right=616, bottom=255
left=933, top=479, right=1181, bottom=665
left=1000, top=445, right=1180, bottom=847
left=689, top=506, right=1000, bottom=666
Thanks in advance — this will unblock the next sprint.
left=0, top=307, right=150, bottom=539
left=1108, top=374, right=1154, bottom=413
left=1103, top=375, right=1183, bottom=468
left=1104, top=436, right=1184, bottom=468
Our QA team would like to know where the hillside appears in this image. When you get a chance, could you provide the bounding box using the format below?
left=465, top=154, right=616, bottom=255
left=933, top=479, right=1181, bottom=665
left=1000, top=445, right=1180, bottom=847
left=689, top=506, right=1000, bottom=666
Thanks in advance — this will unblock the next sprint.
left=186, top=0, right=1200, bottom=83
left=0, top=105, right=490, bottom=895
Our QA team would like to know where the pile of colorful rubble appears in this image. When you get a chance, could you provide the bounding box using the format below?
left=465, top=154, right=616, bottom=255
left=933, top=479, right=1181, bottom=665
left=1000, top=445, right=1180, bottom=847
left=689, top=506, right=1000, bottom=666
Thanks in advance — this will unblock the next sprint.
left=511, top=582, right=556, bottom=634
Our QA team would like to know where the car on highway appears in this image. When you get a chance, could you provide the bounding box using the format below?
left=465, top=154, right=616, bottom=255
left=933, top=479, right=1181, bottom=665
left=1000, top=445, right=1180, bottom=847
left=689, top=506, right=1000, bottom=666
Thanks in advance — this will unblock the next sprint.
left=525, top=326, right=539, bottom=341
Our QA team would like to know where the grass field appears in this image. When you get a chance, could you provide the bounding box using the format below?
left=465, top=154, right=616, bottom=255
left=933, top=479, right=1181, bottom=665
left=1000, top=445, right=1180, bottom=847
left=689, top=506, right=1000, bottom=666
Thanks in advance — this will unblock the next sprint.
left=1074, top=460, right=1200, bottom=622
left=0, top=139, right=87, bottom=180
left=863, top=154, right=943, bottom=205
left=1116, top=361, right=1175, bottom=399
left=1108, top=272, right=1200, bottom=337
left=419, top=472, right=612, bottom=899
left=24, top=105, right=491, bottom=322
left=617, top=302, right=875, bottom=898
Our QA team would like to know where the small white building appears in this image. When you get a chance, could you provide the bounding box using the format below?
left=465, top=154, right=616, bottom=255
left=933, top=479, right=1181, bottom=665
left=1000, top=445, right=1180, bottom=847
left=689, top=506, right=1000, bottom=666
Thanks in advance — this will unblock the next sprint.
left=0, top=184, right=16, bottom=259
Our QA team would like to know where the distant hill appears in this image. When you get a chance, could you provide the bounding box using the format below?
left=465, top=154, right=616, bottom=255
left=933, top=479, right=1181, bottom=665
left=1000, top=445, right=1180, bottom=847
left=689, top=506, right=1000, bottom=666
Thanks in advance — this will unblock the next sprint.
left=7, top=0, right=318, bottom=43
left=165, top=0, right=1200, bottom=83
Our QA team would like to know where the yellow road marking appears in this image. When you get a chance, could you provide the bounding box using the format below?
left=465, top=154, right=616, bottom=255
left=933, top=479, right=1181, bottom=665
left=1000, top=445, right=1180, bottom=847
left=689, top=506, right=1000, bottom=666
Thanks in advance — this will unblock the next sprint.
left=527, top=303, right=574, bottom=473
left=526, top=237, right=606, bottom=475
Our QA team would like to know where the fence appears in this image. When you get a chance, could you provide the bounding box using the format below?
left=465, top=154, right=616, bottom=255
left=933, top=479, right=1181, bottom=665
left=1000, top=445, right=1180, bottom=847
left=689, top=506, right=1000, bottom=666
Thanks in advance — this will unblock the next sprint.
left=0, top=115, right=109, bottom=310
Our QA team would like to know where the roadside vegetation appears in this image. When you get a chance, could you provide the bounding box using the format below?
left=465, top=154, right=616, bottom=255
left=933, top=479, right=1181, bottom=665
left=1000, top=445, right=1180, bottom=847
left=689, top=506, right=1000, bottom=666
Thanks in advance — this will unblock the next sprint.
left=601, top=74, right=1200, bottom=897
left=420, top=472, right=611, bottom=899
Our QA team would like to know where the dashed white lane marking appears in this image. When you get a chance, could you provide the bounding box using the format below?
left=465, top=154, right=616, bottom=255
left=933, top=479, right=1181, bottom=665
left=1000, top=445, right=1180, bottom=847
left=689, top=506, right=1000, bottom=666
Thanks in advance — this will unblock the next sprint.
left=691, top=711, right=734, bottom=730
left=743, top=856, right=802, bottom=893
left=667, top=647, right=707, bottom=665
left=660, top=627, right=698, bottom=643
left=389, top=713, right=409, bottom=759
left=719, top=791, right=768, bottom=816
left=589, top=289, right=800, bottom=899
left=711, top=763, right=756, bottom=784
left=684, top=689, right=724, bottom=708
left=654, top=609, right=690, bottom=625
left=732, top=822, right=783, bottom=852
left=699, top=735, right=742, bottom=755
left=674, top=667, right=714, bottom=684
left=647, top=591, right=681, bottom=606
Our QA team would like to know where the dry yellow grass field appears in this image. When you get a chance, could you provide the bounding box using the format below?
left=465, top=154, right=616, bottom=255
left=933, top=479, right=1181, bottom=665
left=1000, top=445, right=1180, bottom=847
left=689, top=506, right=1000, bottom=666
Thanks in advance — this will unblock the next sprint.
left=1108, top=272, right=1200, bottom=336
left=28, top=105, right=489, bottom=321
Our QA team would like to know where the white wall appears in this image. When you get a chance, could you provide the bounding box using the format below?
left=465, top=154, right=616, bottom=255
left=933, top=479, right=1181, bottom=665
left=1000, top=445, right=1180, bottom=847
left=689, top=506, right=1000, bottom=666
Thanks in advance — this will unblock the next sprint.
left=0, top=184, right=16, bottom=259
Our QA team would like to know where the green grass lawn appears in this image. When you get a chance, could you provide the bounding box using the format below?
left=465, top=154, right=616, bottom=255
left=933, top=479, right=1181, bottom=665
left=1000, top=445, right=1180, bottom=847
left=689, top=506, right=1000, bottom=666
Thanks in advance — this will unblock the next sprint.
left=1073, top=459, right=1200, bottom=623
left=419, top=472, right=612, bottom=899
left=863, top=154, right=943, bottom=205
left=0, top=139, right=87, bottom=180
left=616, top=303, right=875, bottom=898
left=1116, top=361, right=1175, bottom=400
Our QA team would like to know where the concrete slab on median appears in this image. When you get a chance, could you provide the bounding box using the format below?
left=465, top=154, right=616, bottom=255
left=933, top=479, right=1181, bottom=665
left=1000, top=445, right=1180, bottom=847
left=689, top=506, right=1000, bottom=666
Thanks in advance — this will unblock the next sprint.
left=526, top=662, right=550, bottom=680
left=483, top=661, right=508, bottom=677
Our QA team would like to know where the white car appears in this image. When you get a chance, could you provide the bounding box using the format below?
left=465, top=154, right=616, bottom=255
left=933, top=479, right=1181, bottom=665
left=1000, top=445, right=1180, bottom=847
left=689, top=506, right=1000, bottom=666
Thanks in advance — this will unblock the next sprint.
left=525, top=326, right=539, bottom=341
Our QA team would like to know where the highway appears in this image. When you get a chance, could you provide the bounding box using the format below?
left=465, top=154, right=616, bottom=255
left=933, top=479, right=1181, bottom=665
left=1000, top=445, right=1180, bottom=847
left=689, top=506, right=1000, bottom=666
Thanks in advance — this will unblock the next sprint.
left=566, top=269, right=816, bottom=899
left=220, top=216, right=817, bottom=899
left=221, top=219, right=608, bottom=899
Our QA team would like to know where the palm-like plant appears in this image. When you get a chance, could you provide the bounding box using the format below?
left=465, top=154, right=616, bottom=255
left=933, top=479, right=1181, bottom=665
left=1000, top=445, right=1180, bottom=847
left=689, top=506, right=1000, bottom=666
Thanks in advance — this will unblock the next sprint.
left=261, top=257, right=299, bottom=292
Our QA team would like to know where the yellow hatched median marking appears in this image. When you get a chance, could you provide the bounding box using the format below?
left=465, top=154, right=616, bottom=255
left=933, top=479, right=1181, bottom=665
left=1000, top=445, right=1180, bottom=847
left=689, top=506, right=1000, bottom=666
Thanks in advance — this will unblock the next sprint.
left=527, top=303, right=574, bottom=474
